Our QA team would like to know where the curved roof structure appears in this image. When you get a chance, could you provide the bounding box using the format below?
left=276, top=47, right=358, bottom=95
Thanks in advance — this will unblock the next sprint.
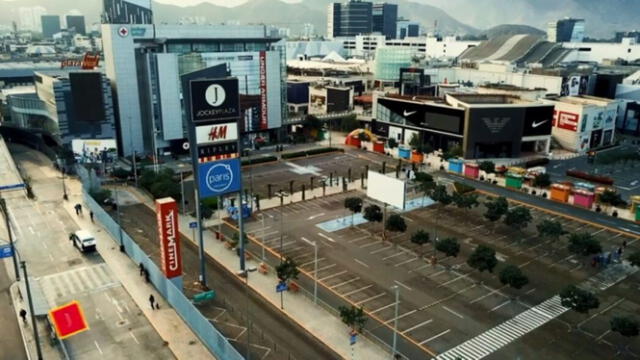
left=458, top=35, right=573, bottom=67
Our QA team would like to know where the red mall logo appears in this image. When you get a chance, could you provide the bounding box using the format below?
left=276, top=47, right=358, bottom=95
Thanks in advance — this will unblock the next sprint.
left=60, top=53, right=100, bottom=70
left=208, top=125, right=228, bottom=141
left=156, top=198, right=182, bottom=279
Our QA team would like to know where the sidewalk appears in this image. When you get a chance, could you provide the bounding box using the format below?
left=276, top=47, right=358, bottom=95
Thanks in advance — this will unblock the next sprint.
left=63, top=178, right=216, bottom=360
left=126, top=186, right=390, bottom=360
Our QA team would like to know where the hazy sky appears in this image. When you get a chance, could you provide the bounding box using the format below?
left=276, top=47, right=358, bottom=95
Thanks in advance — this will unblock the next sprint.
left=154, top=0, right=301, bottom=7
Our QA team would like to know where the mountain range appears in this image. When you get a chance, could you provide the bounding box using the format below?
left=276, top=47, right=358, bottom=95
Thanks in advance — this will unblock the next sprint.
left=1, top=0, right=637, bottom=39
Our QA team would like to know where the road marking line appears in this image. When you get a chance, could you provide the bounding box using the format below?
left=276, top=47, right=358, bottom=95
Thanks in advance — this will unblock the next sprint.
left=402, top=319, right=433, bottom=334
left=356, top=293, right=386, bottom=305
left=307, top=213, right=325, bottom=220
left=409, top=263, right=431, bottom=273
left=330, top=277, right=360, bottom=289
left=129, top=331, right=140, bottom=344
left=384, top=309, right=417, bottom=324
left=300, top=258, right=324, bottom=268
left=341, top=285, right=373, bottom=297
left=354, top=258, right=369, bottom=268
left=94, top=340, right=104, bottom=355
left=394, top=257, right=419, bottom=267
left=370, top=244, right=393, bottom=254
left=370, top=302, right=397, bottom=315
left=317, top=232, right=335, bottom=243
left=420, top=329, right=451, bottom=345
left=442, top=306, right=464, bottom=319
left=592, top=228, right=606, bottom=236
left=349, top=235, right=371, bottom=243
left=490, top=300, right=511, bottom=312
left=394, top=280, right=413, bottom=291
left=317, top=263, right=337, bottom=272
left=360, top=241, right=381, bottom=248
left=318, top=270, right=347, bottom=282
left=525, top=288, right=536, bottom=295
left=438, top=274, right=468, bottom=287
left=429, top=270, right=446, bottom=278
left=383, top=252, right=406, bottom=261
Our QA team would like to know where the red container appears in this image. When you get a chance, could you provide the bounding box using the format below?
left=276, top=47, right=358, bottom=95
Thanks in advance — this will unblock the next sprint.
left=373, top=141, right=385, bottom=153
left=464, top=163, right=479, bottom=179
left=345, top=136, right=361, bottom=147
left=573, top=189, right=595, bottom=209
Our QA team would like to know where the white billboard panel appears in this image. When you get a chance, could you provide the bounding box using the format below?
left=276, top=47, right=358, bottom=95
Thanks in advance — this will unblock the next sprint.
left=367, top=171, right=406, bottom=209
left=195, top=122, right=239, bottom=145
left=71, top=139, right=117, bottom=163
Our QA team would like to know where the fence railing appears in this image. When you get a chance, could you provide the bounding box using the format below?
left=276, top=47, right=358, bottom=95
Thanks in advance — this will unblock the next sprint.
left=83, top=191, right=243, bottom=360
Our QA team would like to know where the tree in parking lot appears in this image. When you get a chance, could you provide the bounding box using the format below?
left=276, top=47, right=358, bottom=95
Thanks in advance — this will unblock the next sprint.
left=410, top=230, right=430, bottom=256
left=560, top=285, right=599, bottom=315
left=415, top=172, right=436, bottom=205
left=567, top=233, right=602, bottom=257
left=537, top=220, right=567, bottom=240
left=484, top=196, right=509, bottom=228
left=432, top=185, right=452, bottom=207
left=363, top=204, right=383, bottom=223
left=629, top=251, right=640, bottom=267
left=610, top=316, right=639, bottom=338
left=452, top=192, right=480, bottom=213
left=503, top=207, right=532, bottom=231
left=344, top=197, right=363, bottom=226
left=385, top=214, right=407, bottom=234
left=339, top=305, right=367, bottom=333
left=499, top=264, right=529, bottom=290
left=435, top=238, right=460, bottom=258
left=467, top=245, right=498, bottom=273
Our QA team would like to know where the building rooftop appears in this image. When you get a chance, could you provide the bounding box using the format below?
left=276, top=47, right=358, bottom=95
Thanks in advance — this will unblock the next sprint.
left=546, top=95, right=619, bottom=106
left=448, top=93, right=533, bottom=105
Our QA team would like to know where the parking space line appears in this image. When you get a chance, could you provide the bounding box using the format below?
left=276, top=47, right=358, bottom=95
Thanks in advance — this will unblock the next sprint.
left=360, top=241, right=381, bottom=249
left=438, top=274, right=468, bottom=288
left=330, top=277, right=360, bottom=289
left=382, top=252, right=405, bottom=261
left=342, top=285, right=373, bottom=297
left=370, top=302, right=397, bottom=315
left=317, top=232, right=336, bottom=243
left=525, top=288, right=536, bottom=295
left=409, top=263, right=431, bottom=273
left=349, top=235, right=371, bottom=243
left=402, top=319, right=433, bottom=334
left=394, top=280, right=413, bottom=291
left=318, top=270, right=346, bottom=282
left=442, top=306, right=464, bottom=319
left=356, top=293, right=386, bottom=306
left=394, top=257, right=419, bottom=267
left=429, top=270, right=446, bottom=278
left=94, top=340, right=103, bottom=355
left=384, top=309, right=417, bottom=324
left=591, top=228, right=606, bottom=236
left=490, top=300, right=511, bottom=312
left=354, top=259, right=369, bottom=268
left=370, top=244, right=393, bottom=254
left=419, top=329, right=450, bottom=345
left=300, top=258, right=325, bottom=268
left=317, top=263, right=337, bottom=272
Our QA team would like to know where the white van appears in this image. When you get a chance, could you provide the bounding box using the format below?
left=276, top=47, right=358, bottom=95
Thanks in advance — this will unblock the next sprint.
left=69, top=230, right=96, bottom=253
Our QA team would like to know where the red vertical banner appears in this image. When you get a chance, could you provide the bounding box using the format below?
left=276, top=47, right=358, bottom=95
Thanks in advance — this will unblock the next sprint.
left=155, top=198, right=182, bottom=279
left=259, top=50, right=269, bottom=130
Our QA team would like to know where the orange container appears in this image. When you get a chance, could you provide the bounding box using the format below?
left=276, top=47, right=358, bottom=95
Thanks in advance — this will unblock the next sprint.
left=550, top=184, right=571, bottom=203
left=411, top=151, right=424, bottom=163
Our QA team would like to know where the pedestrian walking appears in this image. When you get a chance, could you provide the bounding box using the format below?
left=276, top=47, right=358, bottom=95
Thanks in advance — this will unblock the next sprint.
left=139, top=263, right=145, bottom=276
left=19, top=309, right=27, bottom=324
left=90, top=211, right=94, bottom=223
left=78, top=204, right=83, bottom=215
left=144, top=268, right=150, bottom=283
left=623, top=240, right=628, bottom=248
left=617, top=247, right=623, bottom=256
left=74, top=204, right=80, bottom=215
left=149, top=294, right=155, bottom=310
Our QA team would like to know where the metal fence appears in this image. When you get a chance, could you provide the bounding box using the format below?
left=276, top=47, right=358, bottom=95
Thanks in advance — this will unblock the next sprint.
left=83, top=191, right=243, bottom=360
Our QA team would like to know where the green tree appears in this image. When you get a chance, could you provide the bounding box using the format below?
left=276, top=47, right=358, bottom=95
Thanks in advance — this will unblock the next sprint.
left=432, top=185, right=452, bottom=206
left=567, top=233, right=602, bottom=257
left=599, top=190, right=627, bottom=208
left=499, top=264, right=529, bottom=289
left=610, top=316, right=639, bottom=338
left=386, top=214, right=407, bottom=234
left=387, top=138, right=398, bottom=149
left=452, top=192, right=480, bottom=212
left=560, top=285, right=599, bottom=314
left=344, top=197, right=363, bottom=226
left=408, top=133, right=420, bottom=149
left=504, top=207, right=532, bottom=230
left=532, top=173, right=551, bottom=188
left=484, top=197, right=509, bottom=223
left=90, top=188, right=112, bottom=205
left=410, top=230, right=430, bottom=255
left=537, top=220, right=566, bottom=239
left=338, top=305, right=367, bottom=333
left=363, top=204, right=383, bottom=223
left=111, top=168, right=131, bottom=180
left=629, top=251, right=640, bottom=267
left=467, top=245, right=498, bottom=273
left=435, top=238, right=460, bottom=258
left=479, top=161, right=495, bottom=174
left=200, top=202, right=213, bottom=219
left=415, top=172, right=436, bottom=204
left=276, top=257, right=300, bottom=285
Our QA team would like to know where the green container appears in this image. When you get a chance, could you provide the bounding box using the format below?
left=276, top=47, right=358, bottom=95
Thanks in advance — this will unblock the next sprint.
left=636, top=205, right=640, bottom=222
left=505, top=173, right=523, bottom=189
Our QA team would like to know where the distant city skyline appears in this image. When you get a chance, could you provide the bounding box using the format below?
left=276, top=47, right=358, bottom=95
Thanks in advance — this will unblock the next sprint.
left=154, top=0, right=301, bottom=7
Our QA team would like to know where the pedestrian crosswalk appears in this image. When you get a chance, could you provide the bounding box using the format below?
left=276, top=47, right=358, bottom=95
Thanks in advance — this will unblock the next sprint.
left=434, top=296, right=568, bottom=360
left=39, top=264, right=120, bottom=303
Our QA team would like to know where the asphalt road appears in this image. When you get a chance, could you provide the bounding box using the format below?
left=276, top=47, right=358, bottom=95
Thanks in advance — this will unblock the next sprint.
left=116, top=202, right=340, bottom=360
left=0, top=259, right=27, bottom=359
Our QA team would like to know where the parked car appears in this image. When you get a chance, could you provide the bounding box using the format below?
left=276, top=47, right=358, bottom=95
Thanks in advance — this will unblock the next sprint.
left=69, top=230, right=96, bottom=253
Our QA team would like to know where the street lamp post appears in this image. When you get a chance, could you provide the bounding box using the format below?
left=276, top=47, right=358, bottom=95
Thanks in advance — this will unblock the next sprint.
left=391, top=285, right=400, bottom=359
left=302, top=237, right=318, bottom=304
left=115, top=187, right=124, bottom=252
left=240, top=267, right=257, bottom=360
left=21, top=261, right=43, bottom=360
left=180, top=171, right=186, bottom=213
left=274, top=190, right=289, bottom=309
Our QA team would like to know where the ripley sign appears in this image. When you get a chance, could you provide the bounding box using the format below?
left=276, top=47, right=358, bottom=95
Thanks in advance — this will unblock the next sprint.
left=156, top=198, right=182, bottom=279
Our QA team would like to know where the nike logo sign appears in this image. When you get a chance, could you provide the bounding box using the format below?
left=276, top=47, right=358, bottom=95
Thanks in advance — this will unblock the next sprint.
left=403, top=110, right=417, bottom=117
left=532, top=120, right=549, bottom=128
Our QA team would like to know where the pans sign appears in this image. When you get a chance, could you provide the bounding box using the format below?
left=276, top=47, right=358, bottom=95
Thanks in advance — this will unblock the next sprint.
left=198, top=158, right=241, bottom=198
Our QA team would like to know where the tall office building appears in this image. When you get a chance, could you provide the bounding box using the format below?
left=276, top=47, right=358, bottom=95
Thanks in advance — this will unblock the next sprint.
left=19, top=6, right=47, bottom=32
left=66, top=15, right=86, bottom=35
left=103, top=0, right=153, bottom=25
left=102, top=23, right=286, bottom=156
left=41, top=15, right=61, bottom=38
left=327, top=0, right=373, bottom=39
left=397, top=18, right=419, bottom=39
left=372, top=3, right=397, bottom=39
left=547, top=18, right=585, bottom=43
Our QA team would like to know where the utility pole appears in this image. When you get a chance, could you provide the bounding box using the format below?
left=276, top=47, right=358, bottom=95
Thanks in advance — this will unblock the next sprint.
left=21, top=261, right=42, bottom=360
left=391, top=285, right=400, bottom=359
left=132, top=150, right=138, bottom=187
left=115, top=187, right=124, bottom=252
left=241, top=267, right=257, bottom=360
left=302, top=237, right=318, bottom=304
left=275, top=190, right=288, bottom=309
left=180, top=172, right=186, bottom=213
left=0, top=198, right=19, bottom=281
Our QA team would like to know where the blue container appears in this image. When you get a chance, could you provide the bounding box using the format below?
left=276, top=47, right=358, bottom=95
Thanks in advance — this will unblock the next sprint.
left=398, top=146, right=411, bottom=159
left=448, top=159, right=464, bottom=174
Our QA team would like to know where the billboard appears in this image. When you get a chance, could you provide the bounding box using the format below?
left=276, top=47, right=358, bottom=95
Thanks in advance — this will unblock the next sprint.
left=195, top=122, right=239, bottom=146
left=49, top=301, right=89, bottom=339
left=523, top=106, right=554, bottom=136
left=198, top=158, right=242, bottom=199
left=259, top=51, right=269, bottom=130
left=70, top=72, right=106, bottom=124
left=155, top=198, right=182, bottom=279
left=367, top=171, right=406, bottom=210
left=557, top=111, right=579, bottom=132
left=71, top=139, right=117, bottom=163
left=190, top=78, right=240, bottom=123
left=377, top=98, right=464, bottom=135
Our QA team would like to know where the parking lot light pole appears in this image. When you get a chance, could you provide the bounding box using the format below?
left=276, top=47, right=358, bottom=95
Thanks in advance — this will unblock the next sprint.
left=0, top=198, right=19, bottom=281
left=275, top=190, right=289, bottom=310
left=391, top=285, right=400, bottom=359
left=21, top=261, right=42, bottom=360
left=240, top=266, right=257, bottom=360
left=302, top=237, right=318, bottom=304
